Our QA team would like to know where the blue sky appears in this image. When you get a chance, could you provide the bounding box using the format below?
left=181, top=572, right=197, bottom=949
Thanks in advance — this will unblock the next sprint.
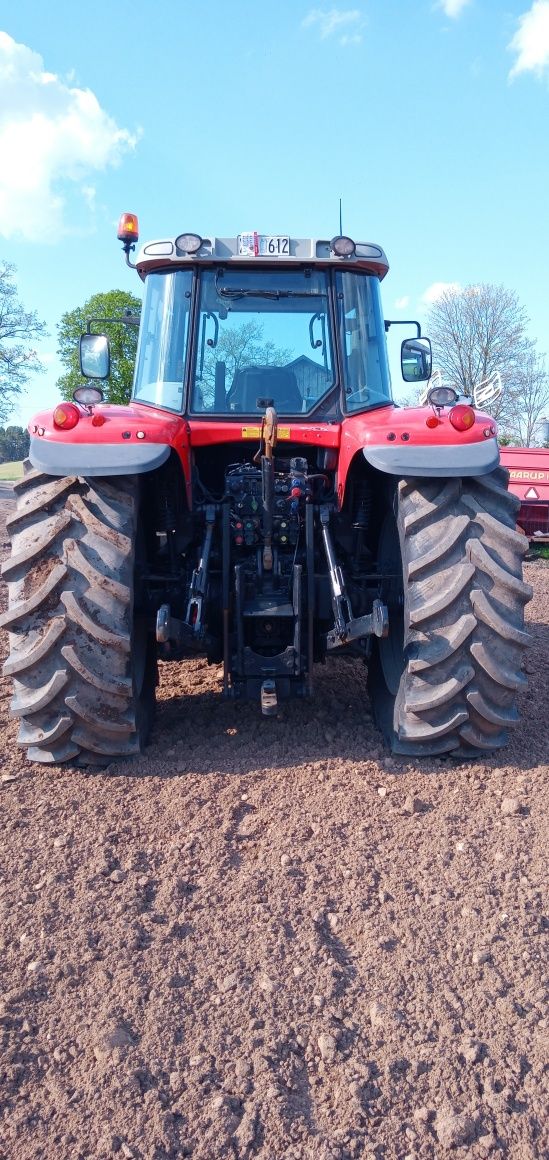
left=1, top=0, right=549, bottom=425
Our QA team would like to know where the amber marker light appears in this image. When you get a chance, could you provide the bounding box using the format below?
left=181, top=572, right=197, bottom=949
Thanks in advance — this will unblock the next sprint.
left=53, top=403, right=80, bottom=430
left=449, top=404, right=475, bottom=432
left=117, top=212, right=139, bottom=243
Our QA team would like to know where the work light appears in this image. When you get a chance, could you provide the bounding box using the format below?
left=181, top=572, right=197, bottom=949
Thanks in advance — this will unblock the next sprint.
left=427, top=386, right=458, bottom=407
left=73, top=386, right=104, bottom=406
left=330, top=235, right=356, bottom=257
left=175, top=232, right=203, bottom=254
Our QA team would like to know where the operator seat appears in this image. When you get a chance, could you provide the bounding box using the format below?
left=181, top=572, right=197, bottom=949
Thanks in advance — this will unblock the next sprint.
left=228, top=366, right=303, bottom=413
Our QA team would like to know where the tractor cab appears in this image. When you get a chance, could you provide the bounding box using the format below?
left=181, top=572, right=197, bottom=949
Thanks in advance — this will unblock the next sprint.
left=119, top=222, right=400, bottom=421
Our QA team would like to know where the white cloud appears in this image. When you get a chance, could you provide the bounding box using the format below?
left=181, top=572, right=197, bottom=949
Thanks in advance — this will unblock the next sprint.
left=0, top=32, right=139, bottom=242
left=422, top=281, right=462, bottom=304
left=302, top=8, right=364, bottom=44
left=508, top=1, right=549, bottom=79
left=436, top=0, right=472, bottom=17
left=81, top=185, right=97, bottom=211
left=395, top=296, right=410, bottom=309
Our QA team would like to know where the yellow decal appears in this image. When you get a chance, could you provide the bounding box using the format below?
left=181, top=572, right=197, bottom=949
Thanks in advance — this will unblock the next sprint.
left=241, top=425, right=291, bottom=440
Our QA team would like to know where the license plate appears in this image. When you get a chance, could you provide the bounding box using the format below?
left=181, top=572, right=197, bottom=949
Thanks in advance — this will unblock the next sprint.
left=238, top=232, right=290, bottom=256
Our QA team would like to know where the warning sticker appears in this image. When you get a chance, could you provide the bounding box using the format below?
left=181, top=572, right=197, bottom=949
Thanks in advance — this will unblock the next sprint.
left=241, top=426, right=291, bottom=440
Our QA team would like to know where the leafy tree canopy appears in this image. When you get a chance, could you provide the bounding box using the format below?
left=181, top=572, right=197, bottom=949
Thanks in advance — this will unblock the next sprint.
left=0, top=425, right=30, bottom=463
left=0, top=261, right=47, bottom=423
left=57, top=289, right=141, bottom=405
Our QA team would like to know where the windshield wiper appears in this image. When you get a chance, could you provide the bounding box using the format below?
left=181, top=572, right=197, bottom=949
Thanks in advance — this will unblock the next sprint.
left=218, top=287, right=324, bottom=300
left=215, top=275, right=325, bottom=302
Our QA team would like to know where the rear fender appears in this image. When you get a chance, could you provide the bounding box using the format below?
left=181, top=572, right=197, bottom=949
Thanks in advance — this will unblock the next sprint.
left=29, top=435, right=171, bottom=476
left=28, top=402, right=192, bottom=504
left=338, top=407, right=499, bottom=506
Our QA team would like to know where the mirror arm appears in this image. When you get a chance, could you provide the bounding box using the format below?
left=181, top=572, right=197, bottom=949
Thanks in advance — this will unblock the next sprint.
left=385, top=319, right=422, bottom=336
left=85, top=313, right=141, bottom=334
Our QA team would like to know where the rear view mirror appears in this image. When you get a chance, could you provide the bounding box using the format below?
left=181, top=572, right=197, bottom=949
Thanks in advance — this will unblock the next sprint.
left=401, top=337, right=432, bottom=382
left=80, top=333, right=110, bottom=379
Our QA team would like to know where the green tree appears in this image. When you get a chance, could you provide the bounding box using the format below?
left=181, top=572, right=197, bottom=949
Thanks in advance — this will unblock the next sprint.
left=0, top=261, right=47, bottom=423
left=57, top=289, right=141, bottom=404
left=0, top=426, right=31, bottom=463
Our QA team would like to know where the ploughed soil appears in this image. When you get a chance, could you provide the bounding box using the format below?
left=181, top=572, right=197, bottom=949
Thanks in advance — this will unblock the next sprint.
left=0, top=490, right=547, bottom=1160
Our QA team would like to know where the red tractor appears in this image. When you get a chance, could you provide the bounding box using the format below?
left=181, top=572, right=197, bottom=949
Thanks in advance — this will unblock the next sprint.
left=1, top=218, right=532, bottom=765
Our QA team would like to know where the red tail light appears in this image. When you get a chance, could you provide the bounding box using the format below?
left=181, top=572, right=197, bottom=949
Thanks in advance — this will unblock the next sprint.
left=53, top=403, right=80, bottom=430
left=449, top=404, right=475, bottom=432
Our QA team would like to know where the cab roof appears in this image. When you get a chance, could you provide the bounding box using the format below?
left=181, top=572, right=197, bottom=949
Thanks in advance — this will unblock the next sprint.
left=135, top=234, right=390, bottom=281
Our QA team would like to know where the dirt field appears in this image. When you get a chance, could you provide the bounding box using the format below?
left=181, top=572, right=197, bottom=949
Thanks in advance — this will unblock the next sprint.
left=0, top=490, right=547, bottom=1160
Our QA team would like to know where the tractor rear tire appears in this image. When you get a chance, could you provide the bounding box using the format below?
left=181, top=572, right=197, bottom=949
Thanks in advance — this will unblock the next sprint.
left=368, top=469, right=532, bottom=758
left=1, top=464, right=156, bottom=766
